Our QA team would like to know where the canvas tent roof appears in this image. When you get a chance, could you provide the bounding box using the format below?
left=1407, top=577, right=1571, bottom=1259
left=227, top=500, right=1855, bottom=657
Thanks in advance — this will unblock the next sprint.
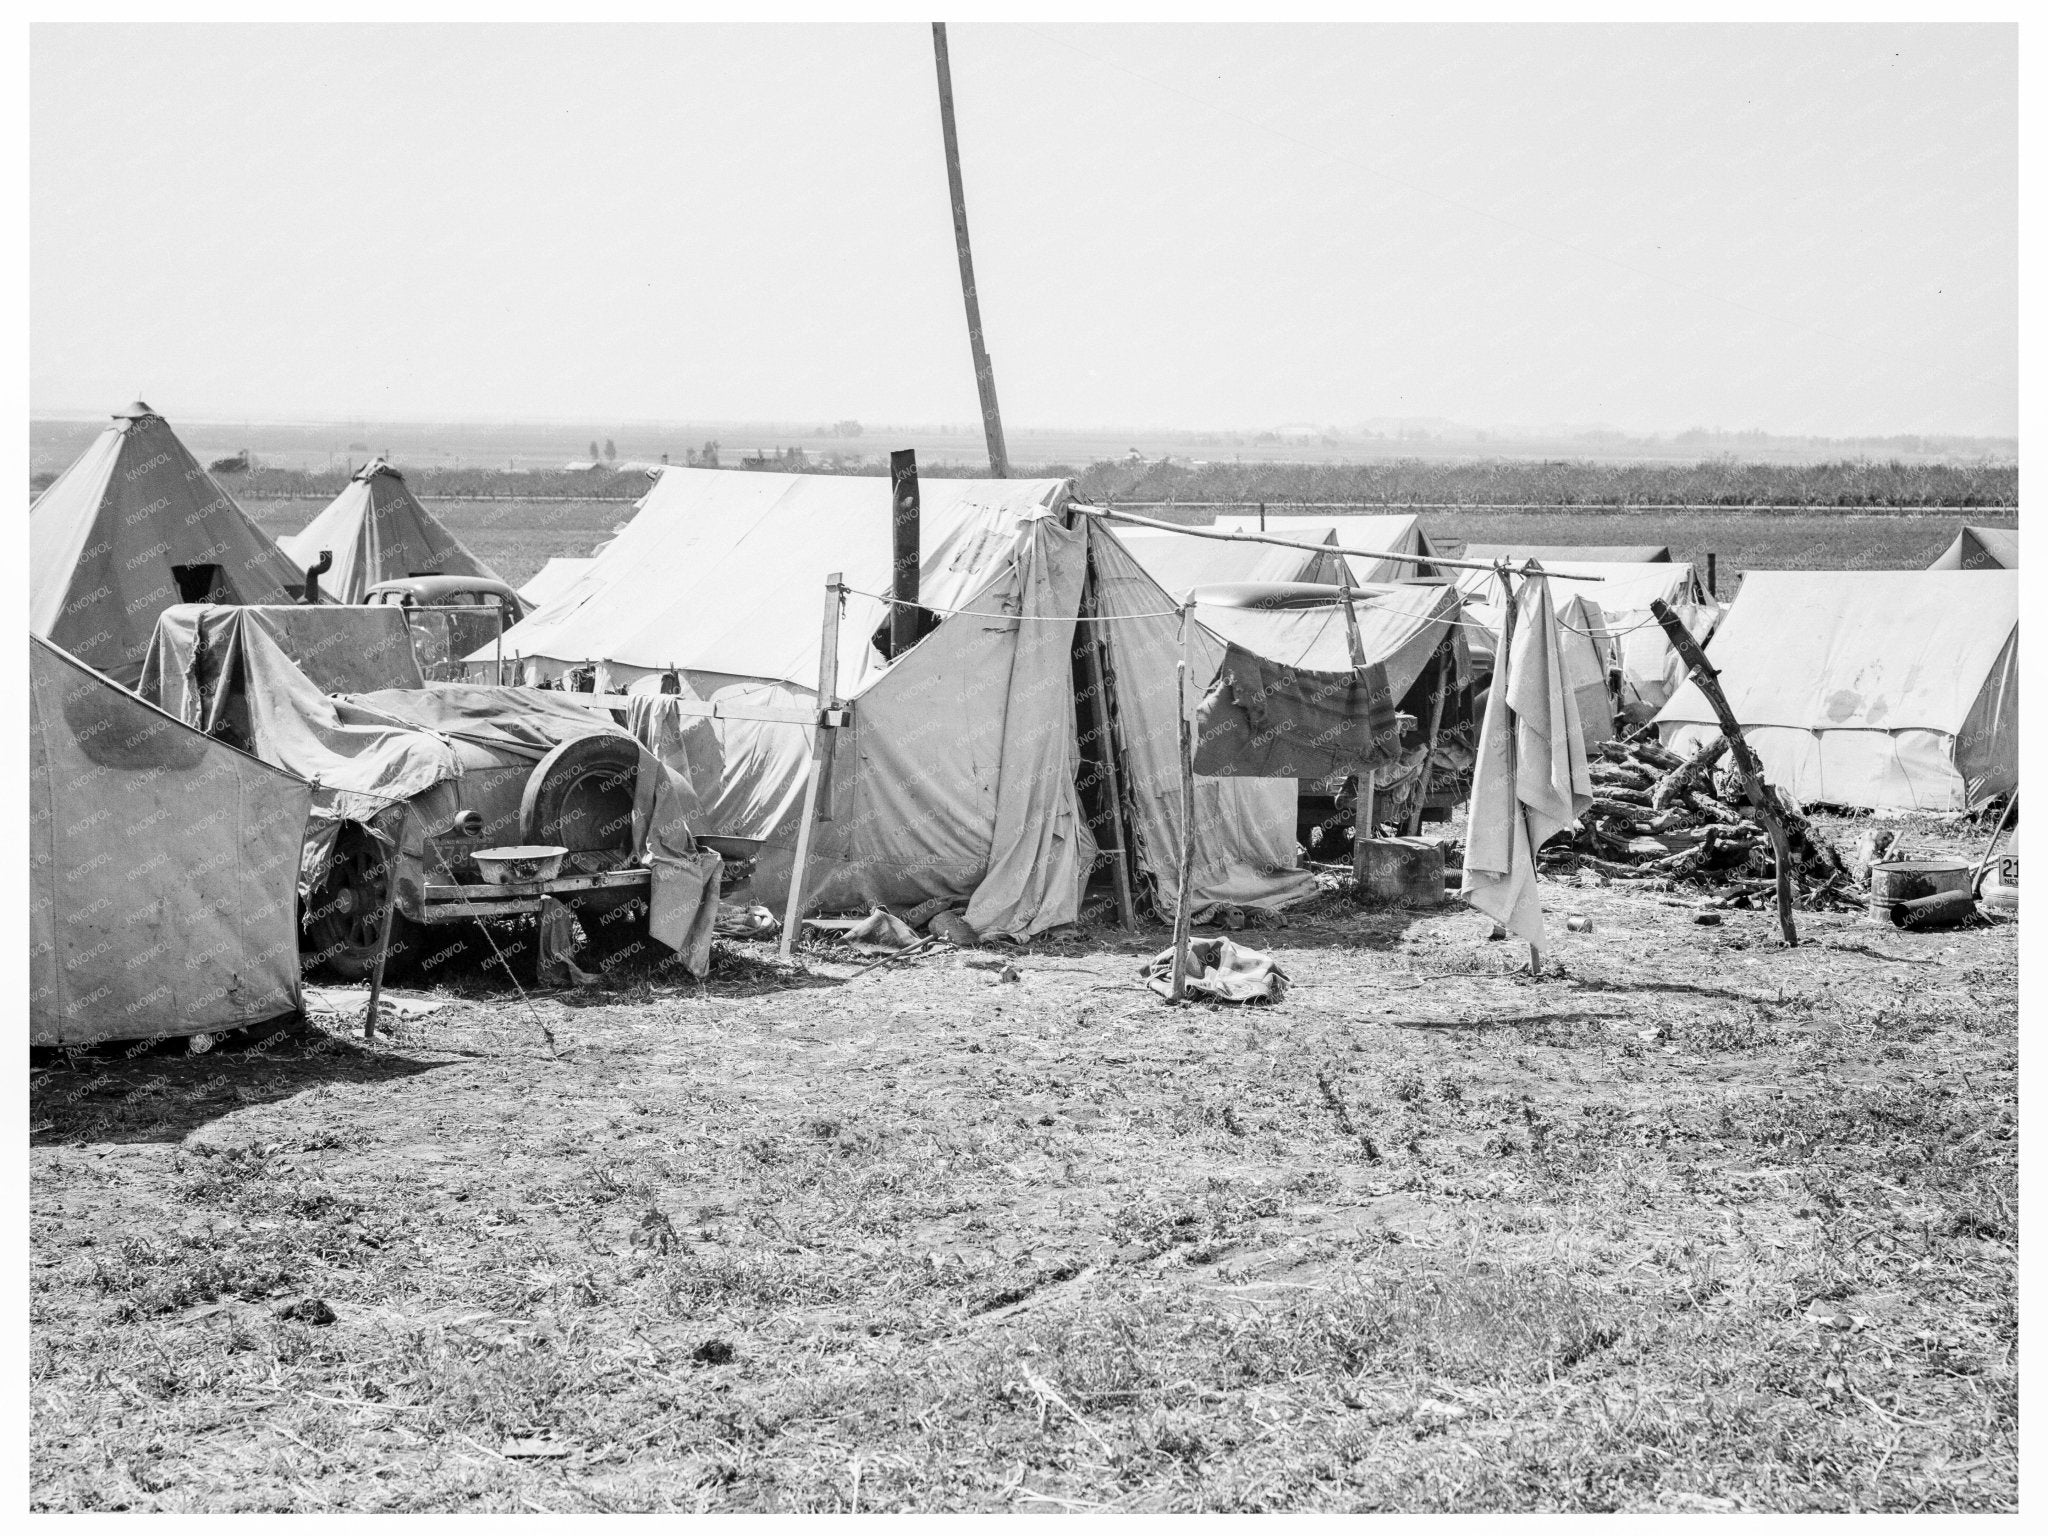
left=501, top=468, right=1318, bottom=935
left=280, top=459, right=503, bottom=603
left=1655, top=570, right=2017, bottom=811
left=1459, top=542, right=1671, bottom=564
left=1116, top=526, right=1349, bottom=598
left=491, top=467, right=1078, bottom=692
left=30, top=634, right=311, bottom=1046
left=31, top=403, right=307, bottom=687
left=1210, top=512, right=1437, bottom=583
left=1927, top=524, right=2017, bottom=571
left=520, top=556, right=597, bottom=609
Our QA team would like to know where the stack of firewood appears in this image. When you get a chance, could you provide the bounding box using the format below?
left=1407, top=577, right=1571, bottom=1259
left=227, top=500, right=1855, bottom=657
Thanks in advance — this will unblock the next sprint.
left=1548, top=731, right=1859, bottom=907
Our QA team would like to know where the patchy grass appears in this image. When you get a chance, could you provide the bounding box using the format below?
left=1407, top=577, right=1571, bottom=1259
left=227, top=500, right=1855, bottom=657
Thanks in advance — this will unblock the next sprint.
left=30, top=817, right=2015, bottom=1510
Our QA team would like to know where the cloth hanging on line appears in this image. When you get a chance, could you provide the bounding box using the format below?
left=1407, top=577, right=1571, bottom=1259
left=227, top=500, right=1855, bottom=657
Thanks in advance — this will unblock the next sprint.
left=1192, top=642, right=1402, bottom=779
left=1459, top=571, right=1593, bottom=948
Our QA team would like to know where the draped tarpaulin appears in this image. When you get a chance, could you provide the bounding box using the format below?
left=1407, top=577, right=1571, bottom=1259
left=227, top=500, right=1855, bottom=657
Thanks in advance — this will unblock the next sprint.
left=1193, top=645, right=1400, bottom=779
left=747, top=515, right=1096, bottom=941
left=1088, top=526, right=1318, bottom=921
left=30, top=635, right=311, bottom=1046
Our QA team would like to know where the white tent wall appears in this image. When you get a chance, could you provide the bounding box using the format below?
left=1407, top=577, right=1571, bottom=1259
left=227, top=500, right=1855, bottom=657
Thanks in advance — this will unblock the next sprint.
left=520, top=556, right=598, bottom=610
left=30, top=635, right=311, bottom=1046
left=743, top=516, right=1095, bottom=939
left=1655, top=570, right=2018, bottom=812
left=1089, top=528, right=1318, bottom=919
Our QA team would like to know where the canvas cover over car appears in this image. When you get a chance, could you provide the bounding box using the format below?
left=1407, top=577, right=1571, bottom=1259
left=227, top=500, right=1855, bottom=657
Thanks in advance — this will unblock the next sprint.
left=30, top=634, right=311, bottom=1046
left=280, top=459, right=504, bottom=604
left=30, top=405, right=306, bottom=687
left=1655, top=569, right=2018, bottom=811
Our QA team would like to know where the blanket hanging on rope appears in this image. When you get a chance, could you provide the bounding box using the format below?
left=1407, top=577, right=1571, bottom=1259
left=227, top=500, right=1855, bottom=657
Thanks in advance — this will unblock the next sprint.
left=1192, top=643, right=1402, bottom=779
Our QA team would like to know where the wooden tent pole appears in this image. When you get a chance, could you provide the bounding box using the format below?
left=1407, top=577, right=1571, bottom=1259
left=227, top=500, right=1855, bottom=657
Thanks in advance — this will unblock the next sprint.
left=1648, top=597, right=1797, bottom=946
left=1168, top=605, right=1197, bottom=1001
left=1079, top=565, right=1137, bottom=930
left=1406, top=640, right=1450, bottom=837
left=779, top=574, right=844, bottom=962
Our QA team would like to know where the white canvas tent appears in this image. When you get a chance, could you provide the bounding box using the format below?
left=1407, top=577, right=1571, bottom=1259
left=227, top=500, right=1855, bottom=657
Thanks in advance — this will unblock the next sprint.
left=1116, top=525, right=1350, bottom=598
left=30, top=634, right=311, bottom=1045
left=31, top=403, right=307, bottom=687
left=1453, top=558, right=1721, bottom=718
left=1210, top=512, right=1438, bottom=584
left=1655, top=570, right=2017, bottom=812
left=1927, top=525, right=2017, bottom=571
left=1459, top=542, right=1671, bottom=564
left=280, top=459, right=504, bottom=603
left=520, top=556, right=597, bottom=609
left=484, top=468, right=1316, bottom=934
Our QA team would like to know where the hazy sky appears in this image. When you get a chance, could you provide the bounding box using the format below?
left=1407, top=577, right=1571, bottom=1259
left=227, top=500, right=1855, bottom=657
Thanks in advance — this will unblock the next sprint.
left=31, top=23, right=2015, bottom=436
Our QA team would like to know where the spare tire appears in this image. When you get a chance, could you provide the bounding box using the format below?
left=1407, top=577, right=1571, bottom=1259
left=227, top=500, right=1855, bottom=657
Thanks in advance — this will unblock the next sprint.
left=520, top=734, right=640, bottom=872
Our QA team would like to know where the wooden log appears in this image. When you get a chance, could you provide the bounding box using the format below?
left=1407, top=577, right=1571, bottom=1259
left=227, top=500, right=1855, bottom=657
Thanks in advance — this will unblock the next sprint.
left=1600, top=785, right=1654, bottom=807
left=1651, top=733, right=1729, bottom=809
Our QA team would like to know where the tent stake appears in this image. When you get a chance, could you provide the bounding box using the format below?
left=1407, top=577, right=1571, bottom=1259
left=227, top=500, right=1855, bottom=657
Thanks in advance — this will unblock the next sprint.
left=363, top=844, right=398, bottom=1042
left=1648, top=598, right=1797, bottom=946
left=1168, top=607, right=1197, bottom=1002
left=779, top=574, right=844, bottom=963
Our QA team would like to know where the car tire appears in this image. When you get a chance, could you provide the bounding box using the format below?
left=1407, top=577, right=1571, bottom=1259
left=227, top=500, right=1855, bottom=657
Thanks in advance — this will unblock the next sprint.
left=521, top=734, right=641, bottom=867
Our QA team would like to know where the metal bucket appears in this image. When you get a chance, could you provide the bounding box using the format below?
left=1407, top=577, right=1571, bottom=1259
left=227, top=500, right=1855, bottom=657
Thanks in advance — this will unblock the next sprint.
left=1982, top=851, right=2019, bottom=916
left=1355, top=836, right=1447, bottom=907
left=1867, top=858, right=1972, bottom=925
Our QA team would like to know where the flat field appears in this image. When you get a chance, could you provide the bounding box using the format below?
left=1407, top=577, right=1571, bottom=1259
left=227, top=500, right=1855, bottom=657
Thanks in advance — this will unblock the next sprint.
left=30, top=814, right=2016, bottom=1512
left=243, top=498, right=2010, bottom=592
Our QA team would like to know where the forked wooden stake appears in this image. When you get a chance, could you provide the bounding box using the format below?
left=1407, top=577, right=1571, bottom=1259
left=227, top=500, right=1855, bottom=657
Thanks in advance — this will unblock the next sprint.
left=1649, top=598, right=1797, bottom=945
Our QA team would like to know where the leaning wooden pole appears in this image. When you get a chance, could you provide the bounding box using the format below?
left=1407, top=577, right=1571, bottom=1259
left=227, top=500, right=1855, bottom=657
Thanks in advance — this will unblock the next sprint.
left=779, top=574, right=846, bottom=962
left=1167, top=606, right=1197, bottom=1001
left=932, top=22, right=1010, bottom=477
left=1648, top=598, right=1797, bottom=945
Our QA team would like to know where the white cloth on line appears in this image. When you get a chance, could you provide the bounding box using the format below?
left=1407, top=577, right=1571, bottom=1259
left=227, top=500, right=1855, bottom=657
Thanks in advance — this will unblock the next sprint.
left=1460, top=571, right=1593, bottom=948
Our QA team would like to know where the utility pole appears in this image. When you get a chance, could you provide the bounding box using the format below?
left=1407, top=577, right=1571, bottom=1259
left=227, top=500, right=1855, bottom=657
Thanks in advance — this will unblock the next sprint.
left=932, top=22, right=1010, bottom=478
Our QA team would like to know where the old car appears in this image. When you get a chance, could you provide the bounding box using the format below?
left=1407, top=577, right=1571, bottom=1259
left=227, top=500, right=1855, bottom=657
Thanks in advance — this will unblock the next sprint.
left=137, top=602, right=672, bottom=982
left=364, top=575, right=529, bottom=681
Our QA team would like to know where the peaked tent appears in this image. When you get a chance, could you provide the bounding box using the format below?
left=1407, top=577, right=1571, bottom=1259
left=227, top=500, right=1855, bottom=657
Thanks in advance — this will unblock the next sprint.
left=280, top=458, right=504, bottom=603
left=1211, top=512, right=1438, bottom=583
left=1655, top=570, right=2017, bottom=812
left=488, top=468, right=1317, bottom=934
left=1117, top=526, right=1349, bottom=598
left=520, top=556, right=597, bottom=610
left=1927, top=524, right=2017, bottom=571
left=31, top=402, right=307, bottom=687
left=30, top=634, right=311, bottom=1046
left=1460, top=542, right=1671, bottom=564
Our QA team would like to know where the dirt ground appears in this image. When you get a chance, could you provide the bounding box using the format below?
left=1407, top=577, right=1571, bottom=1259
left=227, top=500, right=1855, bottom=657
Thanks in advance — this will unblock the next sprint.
left=30, top=814, right=2017, bottom=1512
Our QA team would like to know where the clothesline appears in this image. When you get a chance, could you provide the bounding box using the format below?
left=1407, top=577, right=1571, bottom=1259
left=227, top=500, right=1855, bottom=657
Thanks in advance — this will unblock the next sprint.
left=1079, top=505, right=1608, bottom=582
left=840, top=584, right=1185, bottom=622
